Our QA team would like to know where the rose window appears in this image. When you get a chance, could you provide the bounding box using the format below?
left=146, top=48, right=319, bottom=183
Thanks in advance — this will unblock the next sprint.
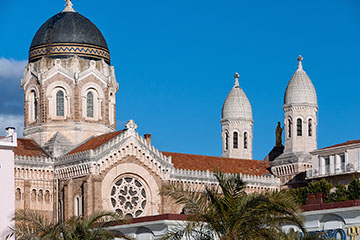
left=110, top=177, right=147, bottom=218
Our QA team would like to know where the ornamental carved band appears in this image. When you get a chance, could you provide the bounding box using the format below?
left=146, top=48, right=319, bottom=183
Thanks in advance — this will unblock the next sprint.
left=29, top=43, right=111, bottom=64
left=110, top=176, right=147, bottom=218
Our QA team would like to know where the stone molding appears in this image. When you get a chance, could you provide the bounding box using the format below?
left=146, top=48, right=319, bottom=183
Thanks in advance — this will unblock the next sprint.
left=15, top=155, right=53, bottom=168
left=22, top=57, right=118, bottom=92
left=56, top=128, right=174, bottom=180
left=169, top=168, right=280, bottom=188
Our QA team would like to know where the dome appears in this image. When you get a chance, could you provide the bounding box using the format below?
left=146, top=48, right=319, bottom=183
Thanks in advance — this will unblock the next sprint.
left=284, top=56, right=317, bottom=107
left=29, top=4, right=110, bottom=64
left=221, top=74, right=253, bottom=121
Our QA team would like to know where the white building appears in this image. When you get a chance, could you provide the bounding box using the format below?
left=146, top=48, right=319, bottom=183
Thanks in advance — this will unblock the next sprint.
left=0, top=127, right=17, bottom=239
left=307, top=140, right=360, bottom=185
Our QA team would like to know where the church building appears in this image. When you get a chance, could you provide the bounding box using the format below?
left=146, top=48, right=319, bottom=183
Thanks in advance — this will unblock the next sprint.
left=8, top=0, right=324, bottom=224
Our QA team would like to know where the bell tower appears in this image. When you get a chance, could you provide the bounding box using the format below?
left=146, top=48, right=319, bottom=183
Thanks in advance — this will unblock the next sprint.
left=283, top=56, right=318, bottom=153
left=221, top=73, right=253, bottom=159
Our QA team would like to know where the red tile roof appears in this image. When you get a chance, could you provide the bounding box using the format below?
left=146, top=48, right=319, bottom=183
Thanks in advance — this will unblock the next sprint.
left=15, top=138, right=49, bottom=157
left=67, top=130, right=125, bottom=155
left=162, top=152, right=271, bottom=176
left=320, top=139, right=360, bottom=150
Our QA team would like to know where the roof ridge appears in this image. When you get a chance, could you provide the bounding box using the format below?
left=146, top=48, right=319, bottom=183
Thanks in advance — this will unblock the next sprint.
left=320, top=139, right=360, bottom=150
left=161, top=151, right=264, bottom=162
left=67, top=129, right=126, bottom=155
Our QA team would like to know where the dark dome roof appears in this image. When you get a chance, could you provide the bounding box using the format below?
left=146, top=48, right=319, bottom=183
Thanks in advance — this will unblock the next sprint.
left=29, top=11, right=110, bottom=63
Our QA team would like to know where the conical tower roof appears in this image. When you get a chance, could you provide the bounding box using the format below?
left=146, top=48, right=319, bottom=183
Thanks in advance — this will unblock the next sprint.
left=221, top=73, right=253, bottom=121
left=284, top=56, right=317, bottom=107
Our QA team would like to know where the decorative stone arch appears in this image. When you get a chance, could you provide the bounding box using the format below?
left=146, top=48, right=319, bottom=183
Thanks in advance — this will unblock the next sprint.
left=38, top=189, right=44, bottom=202
left=31, top=188, right=37, bottom=201
left=101, top=162, right=162, bottom=217
left=293, top=116, right=305, bottom=137
left=15, top=187, right=22, bottom=201
left=80, top=82, right=104, bottom=121
left=306, top=117, right=314, bottom=137
left=46, top=81, right=73, bottom=120
left=243, top=131, right=249, bottom=149
left=73, top=194, right=83, bottom=216
left=223, top=130, right=229, bottom=151
left=44, top=189, right=51, bottom=203
left=25, top=85, right=40, bottom=123
left=232, top=129, right=240, bottom=149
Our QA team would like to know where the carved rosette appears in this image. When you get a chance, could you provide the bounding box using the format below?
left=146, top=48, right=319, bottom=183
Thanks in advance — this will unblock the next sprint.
left=110, top=176, right=147, bottom=218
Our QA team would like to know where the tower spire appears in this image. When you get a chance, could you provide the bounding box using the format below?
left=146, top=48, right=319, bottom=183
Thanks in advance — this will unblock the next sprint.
left=234, top=72, right=240, bottom=87
left=297, top=55, right=303, bottom=70
left=63, top=0, right=75, bottom=12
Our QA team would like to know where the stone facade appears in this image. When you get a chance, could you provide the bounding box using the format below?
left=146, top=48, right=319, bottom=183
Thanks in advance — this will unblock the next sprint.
left=22, top=56, right=118, bottom=149
left=12, top=119, right=280, bottom=221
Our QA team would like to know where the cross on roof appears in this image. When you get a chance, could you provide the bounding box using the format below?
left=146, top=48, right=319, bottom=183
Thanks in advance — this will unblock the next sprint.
left=234, top=72, right=240, bottom=87
left=297, top=55, right=303, bottom=69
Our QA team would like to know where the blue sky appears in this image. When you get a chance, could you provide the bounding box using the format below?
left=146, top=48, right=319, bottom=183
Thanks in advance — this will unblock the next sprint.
left=1, top=0, right=359, bottom=160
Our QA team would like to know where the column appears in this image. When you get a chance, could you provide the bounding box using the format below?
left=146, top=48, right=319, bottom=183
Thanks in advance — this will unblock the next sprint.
left=329, top=155, right=335, bottom=174
left=345, top=151, right=349, bottom=171
left=319, top=156, right=325, bottom=175
left=335, top=155, right=341, bottom=174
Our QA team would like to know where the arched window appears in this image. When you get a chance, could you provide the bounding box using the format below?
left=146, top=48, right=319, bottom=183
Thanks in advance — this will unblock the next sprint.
left=233, top=132, right=238, bottom=149
left=34, top=95, right=38, bottom=120
left=308, top=119, right=312, bottom=136
left=31, top=189, right=37, bottom=201
left=74, top=196, right=82, bottom=217
left=45, top=190, right=50, bottom=203
left=87, top=92, right=94, bottom=117
left=30, top=90, right=38, bottom=121
left=288, top=119, right=292, bottom=138
left=244, top=132, right=248, bottom=149
left=38, top=190, right=43, bottom=202
left=297, top=118, right=302, bottom=136
left=15, top=188, right=21, bottom=201
left=225, top=132, right=229, bottom=150
left=56, top=91, right=64, bottom=116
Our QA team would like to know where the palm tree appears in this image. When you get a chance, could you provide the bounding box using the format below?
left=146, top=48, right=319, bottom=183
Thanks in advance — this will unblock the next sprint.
left=5, top=210, right=131, bottom=240
left=160, top=172, right=306, bottom=240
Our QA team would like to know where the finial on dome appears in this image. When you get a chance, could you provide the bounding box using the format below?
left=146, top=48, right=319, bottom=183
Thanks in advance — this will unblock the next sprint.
left=234, top=72, right=240, bottom=87
left=297, top=55, right=303, bottom=70
left=63, top=0, right=75, bottom=12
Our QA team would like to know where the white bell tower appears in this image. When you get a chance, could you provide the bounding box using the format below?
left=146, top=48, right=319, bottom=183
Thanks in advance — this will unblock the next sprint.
left=283, top=56, right=318, bottom=153
left=221, top=73, right=253, bottom=159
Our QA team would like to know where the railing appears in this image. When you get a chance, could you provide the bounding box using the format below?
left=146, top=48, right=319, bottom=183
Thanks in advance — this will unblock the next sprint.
left=306, top=163, right=357, bottom=178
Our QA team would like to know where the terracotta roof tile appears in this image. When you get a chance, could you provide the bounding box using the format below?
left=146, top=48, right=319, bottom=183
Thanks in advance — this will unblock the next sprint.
left=67, top=130, right=125, bottom=155
left=15, top=138, right=49, bottom=157
left=320, top=139, right=360, bottom=150
left=162, top=152, right=271, bottom=176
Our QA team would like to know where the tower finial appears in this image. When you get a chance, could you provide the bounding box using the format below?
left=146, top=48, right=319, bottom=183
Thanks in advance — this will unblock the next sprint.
left=234, top=72, right=240, bottom=87
left=297, top=55, right=303, bottom=70
left=63, top=0, right=75, bottom=12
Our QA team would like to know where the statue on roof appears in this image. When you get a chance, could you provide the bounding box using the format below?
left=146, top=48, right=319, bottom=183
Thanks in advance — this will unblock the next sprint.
left=275, top=121, right=283, bottom=146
